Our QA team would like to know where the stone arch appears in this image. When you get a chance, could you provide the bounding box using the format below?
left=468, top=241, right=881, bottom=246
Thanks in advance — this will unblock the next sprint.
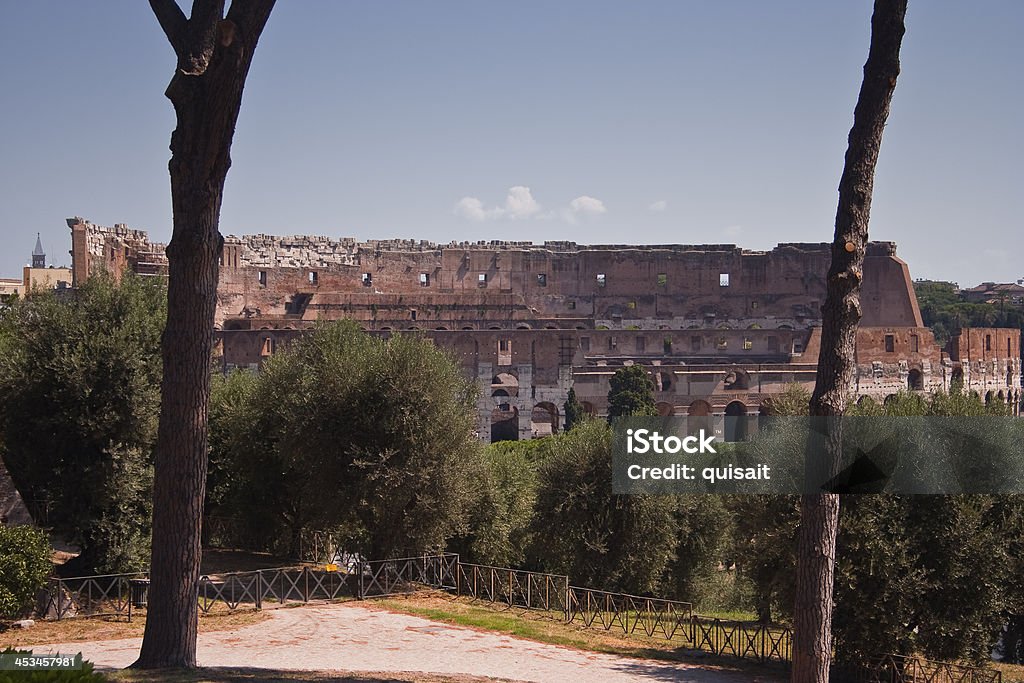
left=1009, top=368, right=1015, bottom=388
left=491, top=372, right=519, bottom=398
left=516, top=324, right=532, bottom=330
left=907, top=368, right=924, bottom=391
left=725, top=400, right=749, bottom=442
left=985, top=391, right=995, bottom=405
left=998, top=390, right=1006, bottom=402
left=530, top=402, right=559, bottom=437
left=488, top=325, right=503, bottom=330
left=490, top=405, right=519, bottom=443
left=884, top=394, right=897, bottom=406
left=655, top=401, right=674, bottom=417
left=462, top=325, right=475, bottom=331
left=435, top=326, right=449, bottom=331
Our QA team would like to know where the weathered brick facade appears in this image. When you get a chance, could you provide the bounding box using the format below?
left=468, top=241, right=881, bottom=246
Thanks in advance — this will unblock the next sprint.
left=67, top=217, right=1023, bottom=441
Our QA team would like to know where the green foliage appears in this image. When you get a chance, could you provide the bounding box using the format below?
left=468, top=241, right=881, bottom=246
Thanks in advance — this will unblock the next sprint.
left=208, top=321, right=485, bottom=559
left=0, top=651, right=104, bottom=683
left=606, top=365, right=658, bottom=419
left=460, top=442, right=543, bottom=567
left=665, top=496, right=733, bottom=608
left=0, top=526, right=52, bottom=618
left=530, top=420, right=677, bottom=594
left=563, top=387, right=585, bottom=431
left=915, top=279, right=1024, bottom=346
left=0, top=273, right=164, bottom=573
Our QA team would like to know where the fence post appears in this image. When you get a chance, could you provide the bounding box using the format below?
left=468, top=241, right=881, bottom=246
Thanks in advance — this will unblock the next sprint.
left=256, top=570, right=262, bottom=610
left=304, top=566, right=309, bottom=603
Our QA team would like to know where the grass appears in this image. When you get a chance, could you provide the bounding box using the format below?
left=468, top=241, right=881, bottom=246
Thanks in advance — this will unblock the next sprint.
left=0, top=610, right=268, bottom=650
left=371, top=592, right=786, bottom=681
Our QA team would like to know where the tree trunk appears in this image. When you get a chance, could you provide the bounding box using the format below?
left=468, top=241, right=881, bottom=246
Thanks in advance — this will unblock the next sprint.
left=134, top=0, right=275, bottom=669
left=791, top=2, right=907, bottom=682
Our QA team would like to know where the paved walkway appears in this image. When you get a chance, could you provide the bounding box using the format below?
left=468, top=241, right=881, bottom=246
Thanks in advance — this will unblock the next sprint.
left=31, top=602, right=773, bottom=682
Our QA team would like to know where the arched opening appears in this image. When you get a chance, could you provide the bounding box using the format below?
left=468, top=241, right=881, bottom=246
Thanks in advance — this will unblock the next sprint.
left=581, top=401, right=596, bottom=416
left=1009, top=368, right=1015, bottom=388
left=435, top=326, right=449, bottom=331
left=491, top=372, right=519, bottom=398
left=655, top=401, right=674, bottom=417
left=951, top=366, right=964, bottom=392
left=985, top=391, right=995, bottom=405
left=488, top=325, right=502, bottom=330
left=884, top=394, right=897, bottom=406
left=998, top=390, right=1006, bottom=402
left=725, top=401, right=749, bottom=442
left=461, top=325, right=475, bottom=331
left=516, top=324, right=532, bottom=330
left=490, top=406, right=519, bottom=443
left=530, top=402, right=559, bottom=437
left=907, top=368, right=924, bottom=391
left=687, top=400, right=713, bottom=438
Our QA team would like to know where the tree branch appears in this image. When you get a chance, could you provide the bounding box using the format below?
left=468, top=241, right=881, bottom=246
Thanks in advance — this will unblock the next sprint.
left=226, top=0, right=277, bottom=50
left=149, top=0, right=188, bottom=55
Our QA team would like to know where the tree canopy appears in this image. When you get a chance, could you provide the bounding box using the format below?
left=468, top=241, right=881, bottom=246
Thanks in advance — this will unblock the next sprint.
left=0, top=273, right=165, bottom=573
left=209, top=321, right=485, bottom=559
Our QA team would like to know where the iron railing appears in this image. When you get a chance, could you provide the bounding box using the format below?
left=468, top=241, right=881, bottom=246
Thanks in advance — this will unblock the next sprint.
left=843, top=654, right=1003, bottom=683
left=358, top=553, right=458, bottom=598
left=40, top=566, right=358, bottom=620
left=689, top=616, right=792, bottom=663
left=456, top=563, right=569, bottom=615
left=41, top=572, right=147, bottom=620
left=567, top=586, right=693, bottom=641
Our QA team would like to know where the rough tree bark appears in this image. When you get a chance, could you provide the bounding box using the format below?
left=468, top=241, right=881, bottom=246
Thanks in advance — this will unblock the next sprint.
left=791, top=1, right=907, bottom=682
left=134, top=0, right=275, bottom=669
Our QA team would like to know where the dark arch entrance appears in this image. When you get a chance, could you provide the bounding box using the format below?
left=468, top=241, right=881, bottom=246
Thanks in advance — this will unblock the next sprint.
left=725, top=400, right=749, bottom=442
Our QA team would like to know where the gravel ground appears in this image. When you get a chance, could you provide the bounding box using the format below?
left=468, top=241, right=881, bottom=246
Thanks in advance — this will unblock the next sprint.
left=32, top=602, right=767, bottom=682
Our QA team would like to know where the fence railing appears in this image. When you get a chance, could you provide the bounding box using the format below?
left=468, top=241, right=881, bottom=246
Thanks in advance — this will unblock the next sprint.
left=567, top=585, right=692, bottom=640
left=40, top=566, right=358, bottom=620
left=689, top=616, right=792, bottom=663
left=40, top=572, right=148, bottom=620
left=358, top=553, right=458, bottom=598
left=841, top=654, right=1003, bottom=683
left=456, top=563, right=569, bottom=615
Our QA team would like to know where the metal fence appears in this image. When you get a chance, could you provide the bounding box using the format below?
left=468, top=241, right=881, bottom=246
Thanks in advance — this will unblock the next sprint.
left=40, top=566, right=358, bottom=621
left=567, top=585, right=693, bottom=640
left=456, top=563, right=569, bottom=615
left=689, top=616, right=792, bottom=663
left=358, top=553, right=458, bottom=598
left=40, top=572, right=148, bottom=620
left=841, top=654, right=1003, bottom=683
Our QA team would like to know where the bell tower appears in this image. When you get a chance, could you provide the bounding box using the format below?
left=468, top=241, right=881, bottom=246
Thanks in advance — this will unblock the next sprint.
left=32, top=233, right=46, bottom=268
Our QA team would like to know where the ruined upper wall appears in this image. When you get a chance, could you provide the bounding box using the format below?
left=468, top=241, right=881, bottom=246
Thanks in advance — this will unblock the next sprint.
left=67, top=217, right=923, bottom=328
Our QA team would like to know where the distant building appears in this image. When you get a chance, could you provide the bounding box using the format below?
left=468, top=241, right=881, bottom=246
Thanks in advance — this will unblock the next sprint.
left=68, top=216, right=1024, bottom=438
left=962, top=282, right=1024, bottom=306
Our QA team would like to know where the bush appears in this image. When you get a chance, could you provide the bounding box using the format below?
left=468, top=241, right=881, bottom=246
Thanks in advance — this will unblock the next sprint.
left=0, top=650, right=105, bottom=683
left=0, top=526, right=52, bottom=619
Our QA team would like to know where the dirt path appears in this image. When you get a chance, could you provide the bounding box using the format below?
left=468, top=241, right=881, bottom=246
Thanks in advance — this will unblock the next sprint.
left=31, top=602, right=768, bottom=682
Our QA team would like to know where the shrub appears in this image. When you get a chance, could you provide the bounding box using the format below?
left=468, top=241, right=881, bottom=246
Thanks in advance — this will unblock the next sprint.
left=0, top=526, right=52, bottom=619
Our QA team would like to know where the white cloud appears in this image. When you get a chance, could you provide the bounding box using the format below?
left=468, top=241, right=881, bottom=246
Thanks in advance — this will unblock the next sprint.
left=453, top=186, right=541, bottom=221
left=569, top=195, right=607, bottom=216
left=649, top=200, right=668, bottom=212
left=454, top=196, right=488, bottom=221
left=503, top=186, right=541, bottom=219
left=454, top=187, right=606, bottom=224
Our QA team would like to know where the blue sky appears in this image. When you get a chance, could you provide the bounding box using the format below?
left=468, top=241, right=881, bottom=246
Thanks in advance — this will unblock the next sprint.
left=1, top=1, right=1020, bottom=287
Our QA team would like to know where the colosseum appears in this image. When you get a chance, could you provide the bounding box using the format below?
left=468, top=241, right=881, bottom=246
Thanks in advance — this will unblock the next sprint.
left=67, top=217, right=1022, bottom=441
